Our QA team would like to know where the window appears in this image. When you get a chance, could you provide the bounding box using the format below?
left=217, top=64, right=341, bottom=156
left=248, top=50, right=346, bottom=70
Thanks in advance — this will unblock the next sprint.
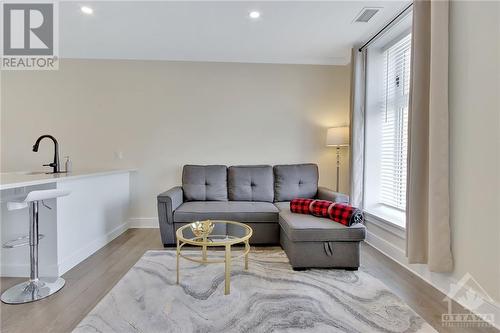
left=380, top=34, right=411, bottom=210
left=363, top=13, right=412, bottom=228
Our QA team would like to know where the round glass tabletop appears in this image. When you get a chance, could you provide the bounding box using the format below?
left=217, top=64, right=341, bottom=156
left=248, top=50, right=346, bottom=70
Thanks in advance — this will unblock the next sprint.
left=176, top=220, right=252, bottom=246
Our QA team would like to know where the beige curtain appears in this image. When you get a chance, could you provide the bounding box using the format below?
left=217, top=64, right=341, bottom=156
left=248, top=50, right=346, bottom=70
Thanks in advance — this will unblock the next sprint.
left=349, top=48, right=367, bottom=207
left=406, top=0, right=453, bottom=272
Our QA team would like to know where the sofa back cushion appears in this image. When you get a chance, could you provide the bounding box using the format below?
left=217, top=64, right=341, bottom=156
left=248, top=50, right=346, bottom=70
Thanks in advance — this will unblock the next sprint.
left=228, top=165, right=274, bottom=202
left=274, top=164, right=319, bottom=201
left=182, top=165, right=228, bottom=201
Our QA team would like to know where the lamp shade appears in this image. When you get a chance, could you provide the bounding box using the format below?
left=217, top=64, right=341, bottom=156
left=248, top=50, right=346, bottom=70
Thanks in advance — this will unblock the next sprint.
left=326, top=126, right=349, bottom=147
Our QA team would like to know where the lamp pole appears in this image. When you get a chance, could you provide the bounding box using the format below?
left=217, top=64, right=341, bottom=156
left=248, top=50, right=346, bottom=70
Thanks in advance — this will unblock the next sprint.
left=336, top=146, right=340, bottom=192
left=326, top=126, right=349, bottom=193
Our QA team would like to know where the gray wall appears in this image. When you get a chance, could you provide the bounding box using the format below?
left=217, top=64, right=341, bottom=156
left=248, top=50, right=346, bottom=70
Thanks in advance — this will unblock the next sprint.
left=1, top=59, right=351, bottom=217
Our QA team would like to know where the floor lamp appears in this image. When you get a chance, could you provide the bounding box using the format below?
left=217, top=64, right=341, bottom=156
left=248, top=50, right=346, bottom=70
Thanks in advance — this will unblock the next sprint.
left=326, top=127, right=349, bottom=192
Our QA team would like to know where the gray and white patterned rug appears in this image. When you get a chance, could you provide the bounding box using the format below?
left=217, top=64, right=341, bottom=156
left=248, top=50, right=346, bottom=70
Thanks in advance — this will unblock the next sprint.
left=74, top=249, right=436, bottom=333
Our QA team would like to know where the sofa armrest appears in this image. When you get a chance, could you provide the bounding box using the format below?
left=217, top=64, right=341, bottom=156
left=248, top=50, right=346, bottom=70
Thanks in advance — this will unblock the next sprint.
left=157, top=186, right=184, bottom=246
left=316, top=186, right=349, bottom=203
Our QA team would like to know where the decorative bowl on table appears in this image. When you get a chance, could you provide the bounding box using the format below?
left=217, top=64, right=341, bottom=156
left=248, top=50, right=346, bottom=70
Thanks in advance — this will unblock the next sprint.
left=190, top=220, right=215, bottom=238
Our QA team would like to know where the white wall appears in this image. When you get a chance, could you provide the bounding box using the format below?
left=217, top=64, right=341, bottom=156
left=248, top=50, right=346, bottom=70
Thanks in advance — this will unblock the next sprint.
left=448, top=0, right=499, bottom=304
left=366, top=0, right=500, bottom=312
left=1, top=60, right=351, bottom=218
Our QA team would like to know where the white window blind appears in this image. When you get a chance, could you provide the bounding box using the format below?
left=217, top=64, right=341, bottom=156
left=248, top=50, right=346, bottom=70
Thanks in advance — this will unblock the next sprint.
left=379, top=34, right=411, bottom=210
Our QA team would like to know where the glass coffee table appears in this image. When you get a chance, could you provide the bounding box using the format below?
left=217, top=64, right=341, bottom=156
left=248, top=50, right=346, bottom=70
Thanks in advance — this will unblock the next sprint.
left=176, top=220, right=253, bottom=295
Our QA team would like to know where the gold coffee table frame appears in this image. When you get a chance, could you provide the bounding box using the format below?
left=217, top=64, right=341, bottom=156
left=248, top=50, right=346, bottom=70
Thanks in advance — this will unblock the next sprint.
left=176, top=220, right=253, bottom=295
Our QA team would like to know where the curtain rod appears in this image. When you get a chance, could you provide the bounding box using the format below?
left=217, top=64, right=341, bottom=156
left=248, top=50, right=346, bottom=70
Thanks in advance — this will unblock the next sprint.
left=358, top=2, right=414, bottom=52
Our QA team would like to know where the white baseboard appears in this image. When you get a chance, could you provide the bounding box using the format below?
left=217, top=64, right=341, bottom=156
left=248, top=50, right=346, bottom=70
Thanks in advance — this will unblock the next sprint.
left=365, top=229, right=407, bottom=262
left=128, top=217, right=158, bottom=228
left=57, top=222, right=129, bottom=275
left=365, top=231, right=500, bottom=330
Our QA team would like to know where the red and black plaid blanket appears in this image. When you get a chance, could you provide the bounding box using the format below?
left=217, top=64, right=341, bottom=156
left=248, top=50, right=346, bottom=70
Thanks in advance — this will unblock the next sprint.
left=310, top=200, right=333, bottom=218
left=290, top=198, right=364, bottom=227
left=328, top=203, right=364, bottom=227
left=290, top=198, right=314, bottom=214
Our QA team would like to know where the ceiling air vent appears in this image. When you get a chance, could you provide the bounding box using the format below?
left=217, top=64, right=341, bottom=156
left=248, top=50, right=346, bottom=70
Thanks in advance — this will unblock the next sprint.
left=354, top=8, right=380, bottom=23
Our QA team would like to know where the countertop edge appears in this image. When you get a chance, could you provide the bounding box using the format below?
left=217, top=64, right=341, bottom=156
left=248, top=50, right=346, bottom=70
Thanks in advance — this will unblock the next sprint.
left=0, top=169, right=137, bottom=190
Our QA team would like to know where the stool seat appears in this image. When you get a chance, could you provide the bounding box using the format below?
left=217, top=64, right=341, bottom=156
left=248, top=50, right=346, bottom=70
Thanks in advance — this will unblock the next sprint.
left=7, top=189, right=70, bottom=210
left=1, top=189, right=71, bottom=304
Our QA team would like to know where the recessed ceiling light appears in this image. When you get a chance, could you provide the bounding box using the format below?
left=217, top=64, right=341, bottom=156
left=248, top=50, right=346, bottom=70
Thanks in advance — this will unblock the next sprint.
left=249, top=11, right=261, bottom=19
left=81, top=6, right=93, bottom=15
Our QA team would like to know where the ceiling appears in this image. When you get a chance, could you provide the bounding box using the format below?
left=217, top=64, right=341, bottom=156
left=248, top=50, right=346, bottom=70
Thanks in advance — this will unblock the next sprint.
left=60, top=1, right=410, bottom=65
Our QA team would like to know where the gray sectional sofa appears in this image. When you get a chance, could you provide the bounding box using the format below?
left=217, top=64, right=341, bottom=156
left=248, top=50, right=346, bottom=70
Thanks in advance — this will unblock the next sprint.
left=157, top=164, right=366, bottom=269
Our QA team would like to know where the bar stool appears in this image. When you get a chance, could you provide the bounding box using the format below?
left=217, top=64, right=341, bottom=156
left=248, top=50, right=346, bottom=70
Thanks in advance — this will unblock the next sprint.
left=1, top=189, right=70, bottom=304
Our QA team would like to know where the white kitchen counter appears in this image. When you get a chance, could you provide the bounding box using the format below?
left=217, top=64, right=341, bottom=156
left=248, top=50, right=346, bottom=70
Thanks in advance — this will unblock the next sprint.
left=1, top=169, right=134, bottom=277
left=0, top=169, right=135, bottom=190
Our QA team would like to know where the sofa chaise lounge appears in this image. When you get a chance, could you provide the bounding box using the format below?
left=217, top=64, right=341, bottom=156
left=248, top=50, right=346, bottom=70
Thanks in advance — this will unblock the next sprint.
left=157, top=164, right=366, bottom=269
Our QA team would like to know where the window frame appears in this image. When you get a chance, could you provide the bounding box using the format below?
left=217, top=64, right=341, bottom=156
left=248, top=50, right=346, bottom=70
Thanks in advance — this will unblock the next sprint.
left=362, top=15, right=413, bottom=230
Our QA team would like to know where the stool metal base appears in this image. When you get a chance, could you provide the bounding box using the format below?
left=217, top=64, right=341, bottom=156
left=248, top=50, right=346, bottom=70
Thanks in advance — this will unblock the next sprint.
left=1, top=277, right=65, bottom=304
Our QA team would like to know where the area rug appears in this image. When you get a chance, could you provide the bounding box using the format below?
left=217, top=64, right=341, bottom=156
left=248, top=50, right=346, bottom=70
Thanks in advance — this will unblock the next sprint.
left=74, top=250, right=436, bottom=333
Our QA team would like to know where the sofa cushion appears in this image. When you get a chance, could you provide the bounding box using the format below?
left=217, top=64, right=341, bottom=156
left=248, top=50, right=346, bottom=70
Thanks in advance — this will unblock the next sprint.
left=182, top=165, right=228, bottom=201
left=174, top=201, right=279, bottom=223
left=274, top=201, right=290, bottom=211
left=228, top=165, right=274, bottom=202
left=274, top=164, right=319, bottom=202
left=279, top=209, right=365, bottom=242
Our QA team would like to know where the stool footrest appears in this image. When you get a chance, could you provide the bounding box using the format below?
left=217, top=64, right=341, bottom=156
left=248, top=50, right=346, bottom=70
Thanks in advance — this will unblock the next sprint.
left=2, top=234, right=45, bottom=248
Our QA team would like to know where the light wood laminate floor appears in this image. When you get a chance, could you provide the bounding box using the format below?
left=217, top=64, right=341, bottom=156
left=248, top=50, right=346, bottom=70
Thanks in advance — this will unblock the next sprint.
left=0, top=228, right=498, bottom=333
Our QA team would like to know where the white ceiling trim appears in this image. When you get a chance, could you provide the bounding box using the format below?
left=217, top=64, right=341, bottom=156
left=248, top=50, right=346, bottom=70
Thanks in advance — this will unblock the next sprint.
left=60, top=54, right=351, bottom=66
